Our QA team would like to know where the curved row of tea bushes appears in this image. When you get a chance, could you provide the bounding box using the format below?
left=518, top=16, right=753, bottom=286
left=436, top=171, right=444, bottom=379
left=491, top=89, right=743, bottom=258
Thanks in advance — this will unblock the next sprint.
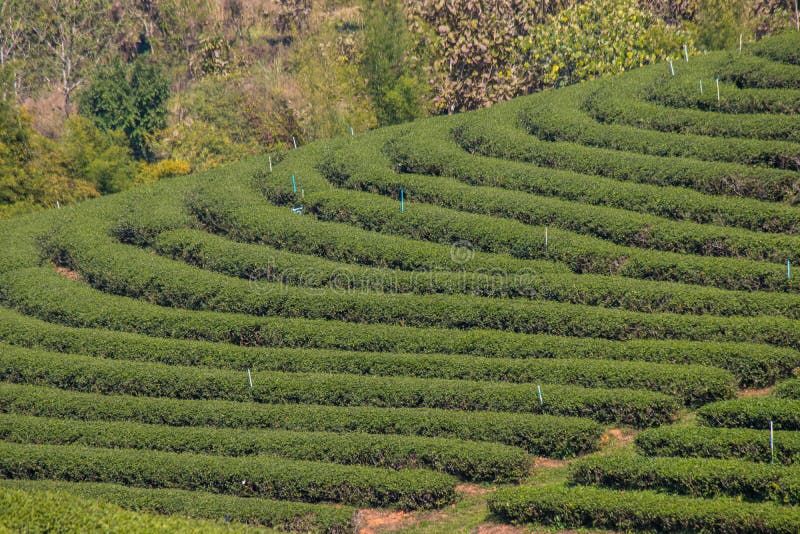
left=323, top=141, right=800, bottom=262
left=0, top=413, right=531, bottom=481
left=386, top=125, right=800, bottom=234
left=698, top=398, right=800, bottom=430
left=2, top=270, right=795, bottom=387
left=0, top=344, right=680, bottom=426
left=0, top=440, right=458, bottom=510
left=0, top=486, right=257, bottom=533
left=155, top=228, right=605, bottom=300
left=635, top=425, right=800, bottom=464
left=646, top=75, right=800, bottom=114
left=586, top=81, right=800, bottom=141
left=717, top=54, right=800, bottom=89
left=186, top=176, right=565, bottom=275
left=155, top=226, right=800, bottom=321
left=773, top=379, right=800, bottom=399
left=453, top=109, right=800, bottom=202
left=0, top=479, right=355, bottom=533
left=37, top=232, right=800, bottom=351
left=751, top=31, right=800, bottom=65
left=303, top=188, right=790, bottom=291
left=0, top=308, right=733, bottom=403
left=0, top=383, right=603, bottom=456
left=488, top=484, right=800, bottom=533
left=520, top=84, right=800, bottom=169
left=570, top=453, right=800, bottom=503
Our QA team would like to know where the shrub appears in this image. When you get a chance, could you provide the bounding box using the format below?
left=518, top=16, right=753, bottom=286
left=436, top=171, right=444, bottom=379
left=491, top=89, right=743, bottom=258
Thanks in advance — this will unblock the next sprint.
left=0, top=479, right=354, bottom=533
left=0, top=382, right=603, bottom=456
left=0, top=440, right=458, bottom=509
left=488, top=484, right=800, bottom=533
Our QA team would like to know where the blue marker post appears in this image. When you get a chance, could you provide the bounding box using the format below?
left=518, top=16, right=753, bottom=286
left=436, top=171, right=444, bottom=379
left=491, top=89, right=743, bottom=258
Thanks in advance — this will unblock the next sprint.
left=400, top=189, right=405, bottom=213
left=788, top=259, right=792, bottom=281
left=770, top=420, right=775, bottom=463
left=537, top=385, right=543, bottom=406
left=291, top=175, right=297, bottom=193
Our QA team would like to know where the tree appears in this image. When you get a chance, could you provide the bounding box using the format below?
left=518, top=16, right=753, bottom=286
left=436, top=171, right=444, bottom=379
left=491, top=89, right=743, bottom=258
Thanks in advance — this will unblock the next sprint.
left=361, top=0, right=427, bottom=125
left=32, top=0, right=114, bottom=116
left=79, top=55, right=170, bottom=161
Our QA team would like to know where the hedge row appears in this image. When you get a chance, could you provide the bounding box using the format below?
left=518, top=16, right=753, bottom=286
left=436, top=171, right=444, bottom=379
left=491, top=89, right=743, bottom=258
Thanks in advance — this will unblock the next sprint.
left=718, top=54, right=800, bottom=89
left=387, top=120, right=800, bottom=234
left=0, top=344, right=680, bottom=426
left=488, top=483, right=800, bottom=533
left=453, top=109, right=800, bottom=203
left=752, top=31, right=800, bottom=66
left=0, top=308, right=735, bottom=404
left=698, top=398, right=800, bottom=430
left=303, top=188, right=792, bottom=292
left=570, top=453, right=800, bottom=503
left=586, top=79, right=800, bottom=142
left=156, top=225, right=800, bottom=323
left=520, top=84, right=800, bottom=169
left=0, top=440, right=458, bottom=510
left=636, top=425, right=800, bottom=465
left=0, top=479, right=355, bottom=533
left=646, top=75, right=800, bottom=114
left=773, top=379, right=800, bottom=399
left=186, top=175, right=564, bottom=275
left=324, top=139, right=800, bottom=263
left=3, top=270, right=796, bottom=388
left=0, top=383, right=603, bottom=457
left=36, top=229, right=800, bottom=353
left=0, top=412, right=531, bottom=481
left=154, top=228, right=613, bottom=301
left=0, top=485, right=254, bottom=534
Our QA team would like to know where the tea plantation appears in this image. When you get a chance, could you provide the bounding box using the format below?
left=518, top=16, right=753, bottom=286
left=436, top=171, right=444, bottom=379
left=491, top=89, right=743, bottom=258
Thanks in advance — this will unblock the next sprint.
left=3, top=31, right=800, bottom=533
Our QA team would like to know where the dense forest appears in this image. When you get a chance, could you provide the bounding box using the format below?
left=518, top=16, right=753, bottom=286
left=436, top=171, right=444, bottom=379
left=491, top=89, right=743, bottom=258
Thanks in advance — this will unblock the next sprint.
left=0, top=0, right=795, bottom=218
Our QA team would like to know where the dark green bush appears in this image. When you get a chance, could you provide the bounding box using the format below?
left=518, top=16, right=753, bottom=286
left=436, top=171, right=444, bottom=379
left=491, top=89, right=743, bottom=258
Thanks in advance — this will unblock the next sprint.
left=636, top=425, right=800, bottom=464
left=570, top=453, right=800, bottom=503
left=0, top=383, right=603, bottom=456
left=0, top=412, right=531, bottom=481
left=0, top=440, right=458, bottom=509
left=489, top=484, right=800, bottom=533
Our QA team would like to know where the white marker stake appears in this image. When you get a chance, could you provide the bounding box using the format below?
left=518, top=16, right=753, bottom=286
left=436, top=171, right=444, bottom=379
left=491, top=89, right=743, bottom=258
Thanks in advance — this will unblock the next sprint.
left=699, top=79, right=703, bottom=94
left=683, top=44, right=689, bottom=62
left=739, top=33, right=743, bottom=53
left=669, top=59, right=675, bottom=76
left=268, top=156, right=272, bottom=172
left=537, top=385, right=543, bottom=406
left=292, top=136, right=297, bottom=149
left=247, top=368, right=253, bottom=388
left=350, top=126, right=354, bottom=136
left=716, top=78, right=720, bottom=103
left=55, top=200, right=61, bottom=209
left=544, top=226, right=548, bottom=253
left=770, top=420, right=775, bottom=463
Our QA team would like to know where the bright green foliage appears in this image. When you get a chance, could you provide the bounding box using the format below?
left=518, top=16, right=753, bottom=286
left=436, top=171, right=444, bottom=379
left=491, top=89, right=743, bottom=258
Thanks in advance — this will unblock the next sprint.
left=0, top=486, right=260, bottom=533
left=523, top=0, right=692, bottom=88
left=0, top=479, right=354, bottom=533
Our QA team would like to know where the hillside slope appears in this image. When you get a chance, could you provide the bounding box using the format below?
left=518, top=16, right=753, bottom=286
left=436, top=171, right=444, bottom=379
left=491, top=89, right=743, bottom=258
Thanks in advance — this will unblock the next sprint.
left=2, top=31, right=800, bottom=533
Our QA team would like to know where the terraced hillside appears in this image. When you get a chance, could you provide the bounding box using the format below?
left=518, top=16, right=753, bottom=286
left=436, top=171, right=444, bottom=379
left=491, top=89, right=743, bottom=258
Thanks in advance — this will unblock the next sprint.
left=2, top=31, right=800, bottom=533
